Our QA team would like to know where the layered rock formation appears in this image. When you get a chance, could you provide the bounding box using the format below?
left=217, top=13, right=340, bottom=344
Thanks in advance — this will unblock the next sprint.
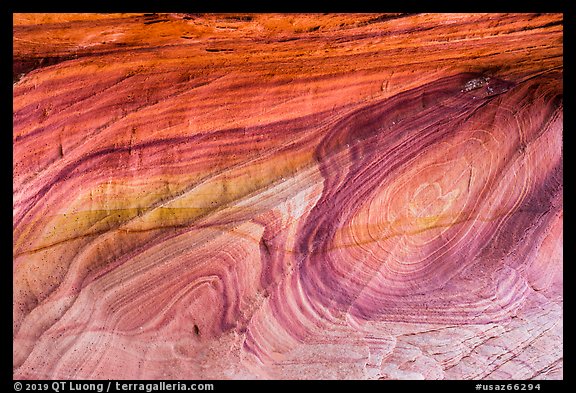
left=13, top=13, right=563, bottom=379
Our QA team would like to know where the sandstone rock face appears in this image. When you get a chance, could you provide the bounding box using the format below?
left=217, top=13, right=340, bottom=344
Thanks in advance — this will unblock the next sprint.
left=13, top=13, right=562, bottom=380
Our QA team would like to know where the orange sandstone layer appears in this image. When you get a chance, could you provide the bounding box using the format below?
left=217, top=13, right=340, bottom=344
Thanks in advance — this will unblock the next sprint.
left=13, top=13, right=562, bottom=379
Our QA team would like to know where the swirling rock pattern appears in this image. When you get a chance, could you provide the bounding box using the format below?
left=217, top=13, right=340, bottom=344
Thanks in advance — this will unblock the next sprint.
left=13, top=13, right=563, bottom=380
